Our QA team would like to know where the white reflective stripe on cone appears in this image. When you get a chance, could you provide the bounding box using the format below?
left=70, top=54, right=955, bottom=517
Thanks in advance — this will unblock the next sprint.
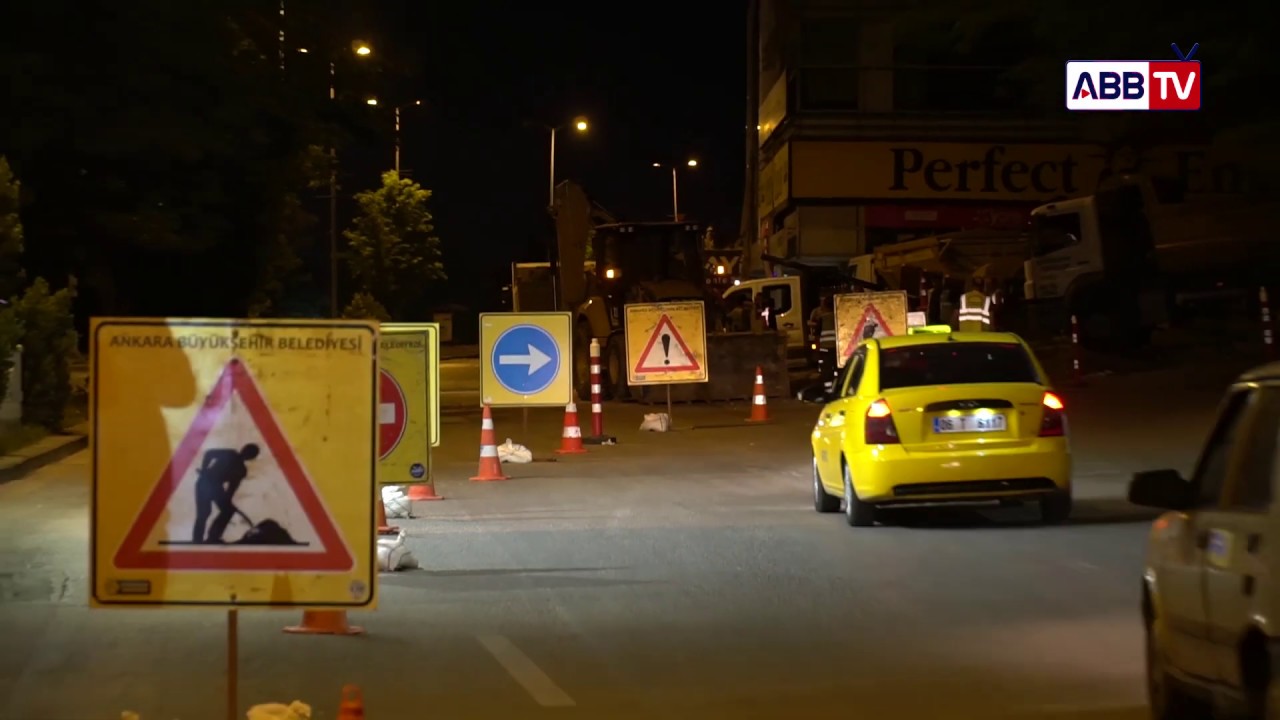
left=591, top=403, right=603, bottom=412
left=590, top=364, right=601, bottom=373
left=566, top=403, right=577, bottom=412
left=753, top=395, right=766, bottom=405
left=481, top=418, right=494, bottom=429
left=564, top=426, right=582, bottom=438
left=591, top=384, right=601, bottom=393
left=480, top=445, right=498, bottom=457
left=754, top=375, right=763, bottom=383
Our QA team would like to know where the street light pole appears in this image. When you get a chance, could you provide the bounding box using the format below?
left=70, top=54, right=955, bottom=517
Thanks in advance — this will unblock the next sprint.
left=394, top=106, right=401, bottom=175
left=548, top=125, right=557, bottom=209
left=671, top=167, right=679, bottom=221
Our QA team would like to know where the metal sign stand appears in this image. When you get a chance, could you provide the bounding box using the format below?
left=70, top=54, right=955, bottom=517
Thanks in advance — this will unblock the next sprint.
left=227, top=601, right=239, bottom=720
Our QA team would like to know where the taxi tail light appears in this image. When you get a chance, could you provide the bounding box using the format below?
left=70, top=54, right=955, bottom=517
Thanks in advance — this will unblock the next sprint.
left=1039, top=391, right=1066, bottom=437
left=865, top=399, right=900, bottom=445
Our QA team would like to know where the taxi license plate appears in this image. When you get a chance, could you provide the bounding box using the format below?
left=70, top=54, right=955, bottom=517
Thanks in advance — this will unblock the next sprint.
left=934, top=414, right=1007, bottom=434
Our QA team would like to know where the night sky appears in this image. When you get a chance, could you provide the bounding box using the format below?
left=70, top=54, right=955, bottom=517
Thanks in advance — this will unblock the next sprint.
left=369, top=2, right=747, bottom=312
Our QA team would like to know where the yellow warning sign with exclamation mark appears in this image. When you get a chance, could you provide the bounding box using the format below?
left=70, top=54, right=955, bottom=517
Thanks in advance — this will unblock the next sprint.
left=624, top=301, right=709, bottom=386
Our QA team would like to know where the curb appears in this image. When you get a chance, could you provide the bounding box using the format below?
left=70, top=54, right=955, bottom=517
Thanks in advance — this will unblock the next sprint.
left=0, top=434, right=89, bottom=486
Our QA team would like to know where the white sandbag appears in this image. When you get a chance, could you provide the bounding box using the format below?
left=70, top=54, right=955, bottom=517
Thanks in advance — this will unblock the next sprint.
left=381, top=486, right=411, bottom=519
left=497, top=438, right=533, bottom=463
left=246, top=701, right=311, bottom=720
left=639, top=412, right=671, bottom=432
left=376, top=530, right=418, bottom=571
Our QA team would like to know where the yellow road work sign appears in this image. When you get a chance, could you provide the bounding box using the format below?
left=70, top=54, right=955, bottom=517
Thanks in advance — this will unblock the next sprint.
left=383, top=322, right=441, bottom=447
left=624, top=301, right=709, bottom=385
left=834, top=291, right=908, bottom=367
left=90, top=318, right=378, bottom=609
left=479, top=312, right=572, bottom=407
left=378, top=329, right=430, bottom=485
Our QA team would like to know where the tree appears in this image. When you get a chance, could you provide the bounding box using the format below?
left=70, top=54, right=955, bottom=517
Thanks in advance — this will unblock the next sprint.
left=0, top=157, right=25, bottom=300
left=343, top=171, right=447, bottom=319
left=342, top=292, right=391, bottom=322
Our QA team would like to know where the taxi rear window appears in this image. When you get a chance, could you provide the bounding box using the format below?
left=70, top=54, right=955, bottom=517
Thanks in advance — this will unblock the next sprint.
left=878, top=342, right=1039, bottom=390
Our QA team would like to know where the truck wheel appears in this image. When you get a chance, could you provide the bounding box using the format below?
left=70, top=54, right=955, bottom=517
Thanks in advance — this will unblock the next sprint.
left=606, top=336, right=630, bottom=401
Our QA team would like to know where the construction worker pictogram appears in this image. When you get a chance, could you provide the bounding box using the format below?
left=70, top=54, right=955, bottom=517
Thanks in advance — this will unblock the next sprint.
left=833, top=291, right=907, bottom=367
left=841, top=304, right=895, bottom=362
left=634, top=315, right=700, bottom=373
left=113, top=358, right=355, bottom=573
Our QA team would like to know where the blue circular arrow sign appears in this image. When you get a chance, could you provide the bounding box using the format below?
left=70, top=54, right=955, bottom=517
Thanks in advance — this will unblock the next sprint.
left=491, top=324, right=560, bottom=395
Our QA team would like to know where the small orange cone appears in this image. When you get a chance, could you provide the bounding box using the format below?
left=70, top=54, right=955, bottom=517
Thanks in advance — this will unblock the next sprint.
left=282, top=610, right=365, bottom=635
left=375, top=490, right=399, bottom=534
left=470, top=404, right=509, bottom=482
left=746, top=365, right=769, bottom=422
left=406, top=483, right=445, bottom=501
left=555, top=402, right=588, bottom=454
left=337, top=684, right=365, bottom=719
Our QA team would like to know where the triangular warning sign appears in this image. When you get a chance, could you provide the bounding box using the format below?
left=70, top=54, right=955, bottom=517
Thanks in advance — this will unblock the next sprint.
left=635, top=314, right=700, bottom=373
left=843, top=304, right=896, bottom=360
left=114, top=358, right=355, bottom=572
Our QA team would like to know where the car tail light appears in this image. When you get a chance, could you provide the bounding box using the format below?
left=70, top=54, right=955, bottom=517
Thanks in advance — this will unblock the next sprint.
left=865, top=399, right=900, bottom=445
left=1039, top=391, right=1066, bottom=437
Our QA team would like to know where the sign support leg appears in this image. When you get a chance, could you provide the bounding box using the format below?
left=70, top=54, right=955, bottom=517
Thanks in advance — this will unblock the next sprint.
left=522, top=407, right=529, bottom=437
left=665, top=385, right=673, bottom=429
left=227, top=608, right=239, bottom=720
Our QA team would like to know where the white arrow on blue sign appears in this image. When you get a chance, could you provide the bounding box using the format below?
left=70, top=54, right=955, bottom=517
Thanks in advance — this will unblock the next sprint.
left=491, top=324, right=561, bottom=395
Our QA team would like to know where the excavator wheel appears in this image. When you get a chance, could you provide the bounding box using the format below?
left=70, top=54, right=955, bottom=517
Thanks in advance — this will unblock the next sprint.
left=606, top=335, right=630, bottom=401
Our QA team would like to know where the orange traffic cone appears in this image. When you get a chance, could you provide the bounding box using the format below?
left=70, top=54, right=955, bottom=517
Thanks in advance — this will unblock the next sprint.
left=406, top=483, right=445, bottom=501
left=746, top=365, right=770, bottom=422
left=375, top=491, right=399, bottom=534
left=470, top=404, right=509, bottom=482
left=282, top=610, right=365, bottom=635
left=555, top=402, right=588, bottom=454
left=337, top=684, right=365, bottom=719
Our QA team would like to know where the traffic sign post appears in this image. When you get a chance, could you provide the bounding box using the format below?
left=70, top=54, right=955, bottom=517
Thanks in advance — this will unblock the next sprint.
left=479, top=312, right=573, bottom=407
left=624, top=301, right=709, bottom=426
left=383, top=323, right=441, bottom=447
left=377, top=329, right=431, bottom=486
left=89, top=318, right=378, bottom=609
left=833, top=291, right=908, bottom=367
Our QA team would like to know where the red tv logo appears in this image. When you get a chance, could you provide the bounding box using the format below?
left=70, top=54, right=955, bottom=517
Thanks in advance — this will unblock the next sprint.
left=1066, top=44, right=1201, bottom=111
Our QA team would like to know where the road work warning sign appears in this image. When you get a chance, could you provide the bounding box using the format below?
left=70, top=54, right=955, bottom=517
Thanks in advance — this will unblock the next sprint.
left=90, top=318, right=378, bottom=609
left=834, top=291, right=908, bottom=367
left=624, top=301, right=709, bottom=385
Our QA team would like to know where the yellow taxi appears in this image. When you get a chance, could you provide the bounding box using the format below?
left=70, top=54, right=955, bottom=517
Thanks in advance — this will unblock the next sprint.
left=806, top=329, right=1072, bottom=527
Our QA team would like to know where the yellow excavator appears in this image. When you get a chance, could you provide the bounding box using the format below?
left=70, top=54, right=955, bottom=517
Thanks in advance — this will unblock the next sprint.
left=552, top=180, right=786, bottom=401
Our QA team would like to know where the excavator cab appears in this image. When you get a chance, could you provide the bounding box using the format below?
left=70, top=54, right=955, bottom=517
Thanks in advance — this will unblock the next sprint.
left=593, top=222, right=707, bottom=308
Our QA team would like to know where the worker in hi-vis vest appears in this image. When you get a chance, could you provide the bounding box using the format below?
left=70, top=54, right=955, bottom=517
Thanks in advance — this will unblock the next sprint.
left=957, top=281, right=993, bottom=332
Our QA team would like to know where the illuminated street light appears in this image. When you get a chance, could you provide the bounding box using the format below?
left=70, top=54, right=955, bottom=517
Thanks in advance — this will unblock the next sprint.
left=366, top=97, right=378, bottom=106
left=575, top=118, right=588, bottom=132
left=297, top=47, right=309, bottom=53
left=651, top=158, right=700, bottom=221
left=687, top=159, right=698, bottom=167
left=354, top=43, right=372, bottom=56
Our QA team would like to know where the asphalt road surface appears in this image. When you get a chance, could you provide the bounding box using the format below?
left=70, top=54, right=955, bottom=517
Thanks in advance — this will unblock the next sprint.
left=0, top=354, right=1256, bottom=720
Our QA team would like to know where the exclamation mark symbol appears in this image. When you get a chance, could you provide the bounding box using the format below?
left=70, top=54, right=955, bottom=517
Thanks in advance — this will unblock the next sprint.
left=661, top=333, right=671, bottom=365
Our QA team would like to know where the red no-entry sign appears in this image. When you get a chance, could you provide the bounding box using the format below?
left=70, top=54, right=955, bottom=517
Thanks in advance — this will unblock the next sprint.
left=378, top=369, right=408, bottom=460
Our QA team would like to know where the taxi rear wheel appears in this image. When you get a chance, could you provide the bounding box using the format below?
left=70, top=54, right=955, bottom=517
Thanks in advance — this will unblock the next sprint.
left=813, top=457, right=840, bottom=513
left=842, top=463, right=876, bottom=527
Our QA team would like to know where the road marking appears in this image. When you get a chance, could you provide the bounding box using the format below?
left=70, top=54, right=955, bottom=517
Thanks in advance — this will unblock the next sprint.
left=477, top=634, right=575, bottom=707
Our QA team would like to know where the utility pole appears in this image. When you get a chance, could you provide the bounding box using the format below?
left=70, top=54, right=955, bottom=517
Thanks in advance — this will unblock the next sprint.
left=329, top=61, right=338, bottom=318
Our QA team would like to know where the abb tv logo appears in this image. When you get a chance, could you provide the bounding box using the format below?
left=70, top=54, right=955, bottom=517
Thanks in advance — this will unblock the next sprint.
left=1065, top=43, right=1201, bottom=111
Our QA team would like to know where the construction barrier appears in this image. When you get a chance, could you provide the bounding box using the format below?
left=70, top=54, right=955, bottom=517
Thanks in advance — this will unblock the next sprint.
left=556, top=402, right=588, bottom=454
left=470, top=404, right=509, bottom=482
left=746, top=366, right=769, bottom=423
left=634, top=331, right=787, bottom=403
left=583, top=338, right=616, bottom=444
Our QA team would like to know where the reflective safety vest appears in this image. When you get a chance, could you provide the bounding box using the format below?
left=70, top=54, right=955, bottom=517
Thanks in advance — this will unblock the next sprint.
left=818, top=311, right=836, bottom=349
left=958, top=291, right=992, bottom=332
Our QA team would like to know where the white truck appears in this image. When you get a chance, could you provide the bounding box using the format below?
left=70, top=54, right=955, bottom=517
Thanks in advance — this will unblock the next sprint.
left=1024, top=174, right=1279, bottom=345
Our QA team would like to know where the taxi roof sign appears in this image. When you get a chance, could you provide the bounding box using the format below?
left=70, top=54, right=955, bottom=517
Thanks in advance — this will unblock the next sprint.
left=908, top=324, right=953, bottom=335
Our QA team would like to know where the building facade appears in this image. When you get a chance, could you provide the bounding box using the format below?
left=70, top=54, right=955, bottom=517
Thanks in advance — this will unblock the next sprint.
left=742, top=0, right=1258, bottom=277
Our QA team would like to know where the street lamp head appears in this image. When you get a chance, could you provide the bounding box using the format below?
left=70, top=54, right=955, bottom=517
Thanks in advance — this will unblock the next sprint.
left=574, top=118, right=588, bottom=132
left=413, top=100, right=423, bottom=106
left=366, top=97, right=378, bottom=106
left=353, top=42, right=372, bottom=56
left=297, top=47, right=309, bottom=54
left=687, top=159, right=698, bottom=167
left=652, top=162, right=661, bottom=168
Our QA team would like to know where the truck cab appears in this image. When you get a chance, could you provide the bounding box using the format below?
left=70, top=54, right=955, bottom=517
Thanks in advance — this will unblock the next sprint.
left=722, top=276, right=805, bottom=352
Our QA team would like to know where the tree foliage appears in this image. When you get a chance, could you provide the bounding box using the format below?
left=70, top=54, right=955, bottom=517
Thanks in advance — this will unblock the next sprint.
left=15, top=278, right=76, bottom=430
left=0, top=157, right=25, bottom=300
left=342, top=292, right=391, bottom=323
left=344, top=171, right=447, bottom=319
